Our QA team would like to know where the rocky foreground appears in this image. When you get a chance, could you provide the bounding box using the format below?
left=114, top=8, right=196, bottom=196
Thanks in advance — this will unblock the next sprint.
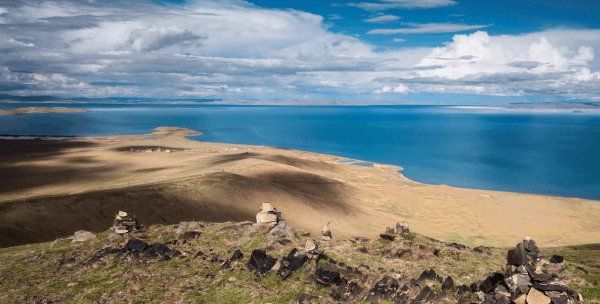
left=0, top=206, right=598, bottom=304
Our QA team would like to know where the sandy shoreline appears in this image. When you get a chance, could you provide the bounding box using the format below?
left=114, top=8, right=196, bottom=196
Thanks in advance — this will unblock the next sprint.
left=0, top=126, right=599, bottom=248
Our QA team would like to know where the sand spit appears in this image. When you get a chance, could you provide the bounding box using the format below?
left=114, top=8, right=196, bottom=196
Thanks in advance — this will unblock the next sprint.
left=0, top=127, right=598, bottom=248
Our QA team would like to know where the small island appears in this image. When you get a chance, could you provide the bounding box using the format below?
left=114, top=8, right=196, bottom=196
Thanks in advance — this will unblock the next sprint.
left=0, top=106, right=86, bottom=116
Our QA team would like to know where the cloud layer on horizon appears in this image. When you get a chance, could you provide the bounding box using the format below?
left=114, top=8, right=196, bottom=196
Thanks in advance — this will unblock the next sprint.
left=0, top=0, right=599, bottom=101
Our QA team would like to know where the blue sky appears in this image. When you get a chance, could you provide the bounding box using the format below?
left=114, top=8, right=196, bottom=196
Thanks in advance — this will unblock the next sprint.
left=0, top=0, right=599, bottom=104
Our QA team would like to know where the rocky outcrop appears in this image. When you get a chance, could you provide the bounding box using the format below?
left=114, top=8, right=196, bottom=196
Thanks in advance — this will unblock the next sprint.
left=475, top=237, right=582, bottom=304
left=112, top=211, right=141, bottom=234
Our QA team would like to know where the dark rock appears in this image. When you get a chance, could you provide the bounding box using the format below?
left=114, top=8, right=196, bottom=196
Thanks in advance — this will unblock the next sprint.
left=147, top=243, right=173, bottom=260
left=531, top=272, right=555, bottom=283
left=470, top=282, right=478, bottom=292
left=523, top=238, right=540, bottom=255
left=330, top=280, right=362, bottom=302
left=247, top=249, right=276, bottom=275
left=194, top=250, right=205, bottom=259
left=442, top=276, right=454, bottom=291
left=229, top=249, right=243, bottom=261
left=549, top=255, right=564, bottom=264
left=447, top=242, right=468, bottom=250
left=412, top=286, right=436, bottom=303
left=507, top=243, right=528, bottom=266
left=457, top=284, right=471, bottom=294
left=315, top=267, right=342, bottom=286
left=548, top=293, right=571, bottom=304
left=379, top=233, right=396, bottom=241
left=479, top=272, right=504, bottom=293
left=504, top=273, right=531, bottom=295
left=357, top=246, right=368, bottom=253
left=493, top=293, right=511, bottom=304
left=277, top=248, right=308, bottom=279
left=417, top=268, right=439, bottom=283
left=433, top=248, right=440, bottom=256
left=178, top=231, right=201, bottom=240
left=473, top=246, right=486, bottom=253
left=363, top=276, right=398, bottom=301
left=532, top=282, right=569, bottom=293
left=123, top=239, right=148, bottom=253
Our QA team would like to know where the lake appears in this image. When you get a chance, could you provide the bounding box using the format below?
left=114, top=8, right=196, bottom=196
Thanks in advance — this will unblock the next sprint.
left=1, top=104, right=599, bottom=199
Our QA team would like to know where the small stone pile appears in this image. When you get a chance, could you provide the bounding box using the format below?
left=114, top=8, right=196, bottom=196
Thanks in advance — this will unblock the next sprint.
left=112, top=211, right=141, bottom=234
left=379, top=221, right=410, bottom=241
left=321, top=222, right=332, bottom=241
left=255, top=203, right=295, bottom=239
left=476, top=237, right=582, bottom=304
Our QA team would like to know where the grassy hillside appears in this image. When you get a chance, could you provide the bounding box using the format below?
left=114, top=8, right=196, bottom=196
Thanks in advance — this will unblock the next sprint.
left=1, top=219, right=597, bottom=303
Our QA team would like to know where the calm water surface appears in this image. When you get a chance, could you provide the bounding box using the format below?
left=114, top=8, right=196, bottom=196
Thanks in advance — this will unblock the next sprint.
left=1, top=104, right=599, bottom=199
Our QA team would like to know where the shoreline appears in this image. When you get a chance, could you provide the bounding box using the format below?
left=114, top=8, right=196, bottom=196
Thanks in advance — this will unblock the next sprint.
left=0, top=127, right=599, bottom=247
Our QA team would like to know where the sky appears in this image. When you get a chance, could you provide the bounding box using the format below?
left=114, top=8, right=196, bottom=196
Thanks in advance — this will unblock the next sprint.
left=1, top=0, right=600, bottom=104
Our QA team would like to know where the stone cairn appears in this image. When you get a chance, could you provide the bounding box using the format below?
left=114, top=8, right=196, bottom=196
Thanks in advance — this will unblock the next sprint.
left=255, top=202, right=294, bottom=239
left=477, top=236, right=582, bottom=304
left=321, top=222, right=332, bottom=241
left=112, top=211, right=141, bottom=234
left=379, top=221, right=410, bottom=241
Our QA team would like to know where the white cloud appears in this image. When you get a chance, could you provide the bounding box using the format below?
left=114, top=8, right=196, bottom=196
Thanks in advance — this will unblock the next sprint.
left=368, top=23, right=491, bottom=35
left=350, top=0, right=456, bottom=11
left=393, top=38, right=407, bottom=42
left=364, top=14, right=400, bottom=23
left=0, top=1, right=599, bottom=101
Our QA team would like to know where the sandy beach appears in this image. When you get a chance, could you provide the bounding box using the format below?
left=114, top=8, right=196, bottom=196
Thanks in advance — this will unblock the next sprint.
left=0, top=127, right=598, bottom=248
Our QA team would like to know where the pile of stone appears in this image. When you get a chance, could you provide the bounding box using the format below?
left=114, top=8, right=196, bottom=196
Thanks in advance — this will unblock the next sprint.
left=379, top=221, right=410, bottom=241
left=475, top=237, right=582, bottom=304
left=321, top=222, right=332, bottom=241
left=112, top=211, right=141, bottom=234
left=254, top=203, right=295, bottom=239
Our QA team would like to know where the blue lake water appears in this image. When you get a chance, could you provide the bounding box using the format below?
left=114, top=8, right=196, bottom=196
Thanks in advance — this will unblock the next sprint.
left=1, top=104, right=599, bottom=199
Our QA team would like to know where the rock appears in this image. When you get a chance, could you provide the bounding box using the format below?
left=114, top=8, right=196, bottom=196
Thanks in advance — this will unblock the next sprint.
left=442, top=276, right=454, bottom=291
left=396, top=221, right=409, bottom=233
left=321, top=222, right=332, bottom=241
left=549, top=255, right=564, bottom=264
left=71, top=230, right=96, bottom=243
left=527, top=287, right=551, bottom=304
left=261, top=202, right=274, bottom=212
left=513, top=293, right=527, bottom=304
left=123, top=238, right=148, bottom=253
left=413, top=286, right=436, bottom=303
left=304, top=239, right=317, bottom=253
left=330, top=280, right=363, bottom=302
left=530, top=272, right=555, bottom=283
left=357, top=246, right=368, bottom=253
left=364, top=276, right=398, bottom=301
left=473, top=246, right=486, bottom=253
left=470, top=283, right=478, bottom=292
left=532, top=282, right=569, bottom=293
left=269, top=220, right=295, bottom=239
left=379, top=233, right=396, bottom=241
left=112, top=210, right=141, bottom=234
left=504, top=273, right=531, bottom=295
left=256, top=212, right=278, bottom=224
left=247, top=249, right=276, bottom=275
left=229, top=249, right=243, bottom=261
left=457, top=284, right=470, bottom=295
left=479, top=272, right=504, bottom=293
left=178, top=231, right=201, bottom=241
left=385, top=227, right=395, bottom=234
left=507, top=243, right=528, bottom=266
left=277, top=248, right=308, bottom=279
left=417, top=268, right=439, bottom=283
left=548, top=293, right=573, bottom=304
left=315, top=267, right=342, bottom=286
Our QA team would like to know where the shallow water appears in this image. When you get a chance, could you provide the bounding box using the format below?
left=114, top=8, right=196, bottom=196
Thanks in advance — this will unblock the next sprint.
left=1, top=104, right=599, bottom=199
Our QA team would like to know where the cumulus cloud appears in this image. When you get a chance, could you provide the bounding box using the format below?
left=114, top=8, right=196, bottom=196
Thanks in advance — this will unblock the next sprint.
left=0, top=0, right=599, bottom=101
left=350, top=0, right=456, bottom=11
left=368, top=23, right=491, bottom=35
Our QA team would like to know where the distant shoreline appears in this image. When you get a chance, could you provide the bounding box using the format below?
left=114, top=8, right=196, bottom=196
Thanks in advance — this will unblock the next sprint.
left=0, top=106, right=86, bottom=116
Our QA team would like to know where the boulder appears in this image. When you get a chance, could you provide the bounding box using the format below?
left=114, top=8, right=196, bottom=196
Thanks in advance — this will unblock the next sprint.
left=504, top=273, right=531, bottom=295
left=396, top=221, right=409, bottom=233
left=479, top=272, right=504, bottom=293
left=277, top=248, right=308, bottom=279
left=379, top=233, right=396, bottom=241
left=513, top=294, right=527, bottom=304
left=315, top=267, right=342, bottom=286
left=442, top=276, right=454, bottom=291
left=549, top=255, right=564, bottom=264
left=304, top=239, right=317, bottom=253
left=269, top=220, right=295, bottom=239
left=363, top=276, right=399, bottom=301
left=507, top=243, right=528, bottom=266
left=532, top=282, right=569, bottom=293
left=256, top=212, right=278, bottom=224
left=247, top=249, right=277, bottom=275
left=71, top=230, right=96, bottom=243
left=527, top=287, right=551, bottom=304
left=123, top=238, right=148, bottom=253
